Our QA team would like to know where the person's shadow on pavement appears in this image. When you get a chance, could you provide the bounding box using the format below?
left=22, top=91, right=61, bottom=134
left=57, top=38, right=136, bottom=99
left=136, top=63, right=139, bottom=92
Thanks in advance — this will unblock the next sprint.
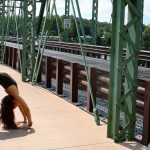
left=0, top=128, right=35, bottom=140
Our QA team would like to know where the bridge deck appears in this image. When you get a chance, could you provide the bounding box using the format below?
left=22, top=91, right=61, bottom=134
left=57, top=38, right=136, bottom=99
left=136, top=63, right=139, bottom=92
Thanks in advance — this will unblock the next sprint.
left=0, top=65, right=146, bottom=150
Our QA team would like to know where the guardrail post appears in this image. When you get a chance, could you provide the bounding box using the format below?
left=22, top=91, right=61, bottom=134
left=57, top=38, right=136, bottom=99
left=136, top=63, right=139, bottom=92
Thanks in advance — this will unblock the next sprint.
left=8, top=47, right=13, bottom=67
left=17, top=49, right=21, bottom=72
left=87, top=67, right=97, bottom=112
left=70, top=63, right=78, bottom=103
left=45, top=56, right=52, bottom=88
left=56, top=59, right=63, bottom=95
left=4, top=46, right=9, bottom=64
left=37, top=54, right=42, bottom=83
left=104, top=54, right=107, bottom=60
left=37, top=68, right=42, bottom=83
left=142, top=81, right=150, bottom=145
left=12, top=48, right=17, bottom=69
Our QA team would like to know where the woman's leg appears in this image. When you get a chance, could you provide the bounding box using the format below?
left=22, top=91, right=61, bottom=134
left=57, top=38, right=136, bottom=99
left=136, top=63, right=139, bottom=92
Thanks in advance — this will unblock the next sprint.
left=5, top=85, right=32, bottom=127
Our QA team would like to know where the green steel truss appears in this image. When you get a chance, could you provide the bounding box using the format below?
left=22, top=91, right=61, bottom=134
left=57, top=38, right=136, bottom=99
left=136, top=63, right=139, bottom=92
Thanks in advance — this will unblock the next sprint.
left=91, top=0, right=98, bottom=45
left=107, top=0, right=144, bottom=142
left=0, top=0, right=5, bottom=63
left=65, top=0, right=70, bottom=19
left=64, top=0, right=70, bottom=41
left=0, top=0, right=21, bottom=63
left=36, top=0, right=46, bottom=36
left=0, top=0, right=37, bottom=81
left=21, top=0, right=36, bottom=81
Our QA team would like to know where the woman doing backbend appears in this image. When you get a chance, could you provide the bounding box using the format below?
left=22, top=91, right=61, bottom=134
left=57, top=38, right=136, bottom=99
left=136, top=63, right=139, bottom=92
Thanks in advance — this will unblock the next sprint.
left=0, top=72, right=32, bottom=129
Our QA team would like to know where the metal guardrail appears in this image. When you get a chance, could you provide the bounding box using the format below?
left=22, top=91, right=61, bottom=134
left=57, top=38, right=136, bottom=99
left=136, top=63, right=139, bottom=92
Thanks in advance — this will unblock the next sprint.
left=3, top=36, right=150, bottom=68
left=44, top=41, right=150, bottom=68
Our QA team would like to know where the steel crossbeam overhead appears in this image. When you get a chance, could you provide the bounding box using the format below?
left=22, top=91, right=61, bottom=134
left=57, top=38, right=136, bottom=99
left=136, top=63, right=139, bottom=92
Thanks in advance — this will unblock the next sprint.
left=107, top=0, right=144, bottom=142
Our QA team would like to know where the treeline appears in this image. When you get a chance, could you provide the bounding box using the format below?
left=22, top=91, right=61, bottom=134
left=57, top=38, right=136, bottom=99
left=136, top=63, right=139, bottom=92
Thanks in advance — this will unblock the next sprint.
left=43, top=15, right=111, bottom=46
left=43, top=15, right=150, bottom=50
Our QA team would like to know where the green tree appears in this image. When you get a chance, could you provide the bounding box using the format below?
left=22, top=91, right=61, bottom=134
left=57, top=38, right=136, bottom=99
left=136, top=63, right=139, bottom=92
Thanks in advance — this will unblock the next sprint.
left=143, top=25, right=150, bottom=50
left=68, top=18, right=77, bottom=40
left=96, top=22, right=111, bottom=46
left=48, top=16, right=57, bottom=35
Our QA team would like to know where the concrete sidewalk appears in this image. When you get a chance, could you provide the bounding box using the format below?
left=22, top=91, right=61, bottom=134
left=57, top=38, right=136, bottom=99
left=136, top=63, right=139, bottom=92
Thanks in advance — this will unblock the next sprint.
left=0, top=65, right=147, bottom=150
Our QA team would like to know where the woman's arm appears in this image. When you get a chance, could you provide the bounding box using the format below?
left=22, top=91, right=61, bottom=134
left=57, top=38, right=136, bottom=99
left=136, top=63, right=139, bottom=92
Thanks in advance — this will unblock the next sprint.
left=18, top=105, right=27, bottom=122
left=14, top=96, right=33, bottom=128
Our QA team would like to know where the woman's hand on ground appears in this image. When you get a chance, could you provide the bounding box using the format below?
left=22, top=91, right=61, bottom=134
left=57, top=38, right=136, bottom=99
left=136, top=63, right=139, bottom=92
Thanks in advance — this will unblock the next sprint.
left=16, top=121, right=27, bottom=126
left=28, top=121, right=33, bottom=127
left=20, top=121, right=33, bottom=130
left=16, top=121, right=32, bottom=129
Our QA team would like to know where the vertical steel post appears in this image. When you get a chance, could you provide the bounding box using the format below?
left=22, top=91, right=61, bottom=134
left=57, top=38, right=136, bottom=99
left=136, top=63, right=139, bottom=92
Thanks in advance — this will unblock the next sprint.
left=75, top=0, right=87, bottom=44
left=17, top=1, right=23, bottom=37
left=56, top=59, right=63, bottom=95
left=12, top=0, right=17, bottom=37
left=0, top=0, right=5, bottom=63
left=91, top=0, right=98, bottom=45
left=45, top=56, right=52, bottom=88
left=64, top=0, right=70, bottom=42
left=107, top=0, right=144, bottom=142
left=54, top=3, right=61, bottom=41
left=87, top=67, right=97, bottom=112
left=21, top=0, right=36, bottom=81
left=124, top=0, right=144, bottom=139
left=36, top=0, right=46, bottom=37
left=142, top=82, right=150, bottom=145
left=70, top=63, right=78, bottom=103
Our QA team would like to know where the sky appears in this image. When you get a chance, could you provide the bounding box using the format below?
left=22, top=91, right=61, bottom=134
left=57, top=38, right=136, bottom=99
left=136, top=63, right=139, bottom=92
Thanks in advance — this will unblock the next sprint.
left=48, top=0, right=150, bottom=25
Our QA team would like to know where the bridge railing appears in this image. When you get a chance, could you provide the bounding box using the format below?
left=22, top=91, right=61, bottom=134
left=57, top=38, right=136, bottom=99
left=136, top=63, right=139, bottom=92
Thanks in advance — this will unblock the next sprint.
left=4, top=36, right=150, bottom=68
left=3, top=45, right=150, bottom=146
left=44, top=41, right=150, bottom=68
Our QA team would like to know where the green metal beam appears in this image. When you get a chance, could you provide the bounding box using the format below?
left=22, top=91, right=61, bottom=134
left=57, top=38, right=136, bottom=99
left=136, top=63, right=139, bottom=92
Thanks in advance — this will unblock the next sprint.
left=0, top=0, right=5, bottom=63
left=21, top=0, right=36, bottom=81
left=54, top=2, right=61, bottom=41
left=107, top=0, right=144, bottom=142
left=5, top=0, right=16, bottom=36
left=65, top=0, right=70, bottom=18
left=75, top=0, right=87, bottom=44
left=0, top=0, right=22, bottom=63
left=36, top=0, right=46, bottom=37
left=91, top=0, right=98, bottom=45
left=64, top=0, right=70, bottom=42
left=70, top=0, right=100, bottom=125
